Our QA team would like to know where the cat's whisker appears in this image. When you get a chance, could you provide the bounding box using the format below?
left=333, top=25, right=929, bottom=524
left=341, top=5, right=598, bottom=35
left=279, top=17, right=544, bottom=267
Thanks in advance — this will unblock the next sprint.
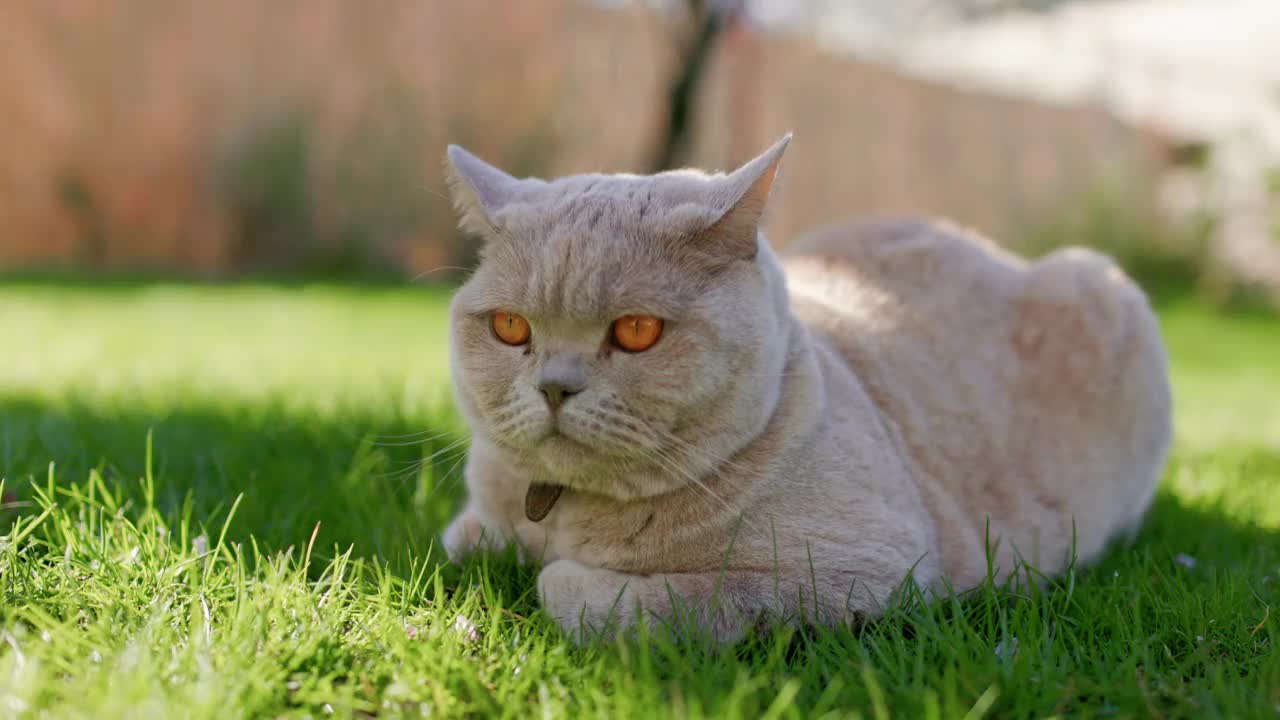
left=421, top=437, right=470, bottom=461
left=579, top=405, right=753, bottom=491
left=718, top=370, right=807, bottom=379
left=617, top=410, right=758, bottom=478
left=648, top=446, right=767, bottom=539
left=412, top=182, right=453, bottom=203
left=639, top=445, right=718, bottom=506
left=619, top=420, right=769, bottom=536
left=386, top=455, right=434, bottom=469
left=374, top=461, right=425, bottom=483
left=373, top=437, right=470, bottom=482
left=381, top=444, right=472, bottom=493
left=377, top=428, right=454, bottom=440
left=655, top=430, right=757, bottom=478
left=640, top=443, right=742, bottom=523
left=418, top=448, right=472, bottom=496
left=404, top=445, right=471, bottom=497
left=411, top=266, right=472, bottom=283
left=375, top=431, right=459, bottom=448
left=439, top=449, right=471, bottom=489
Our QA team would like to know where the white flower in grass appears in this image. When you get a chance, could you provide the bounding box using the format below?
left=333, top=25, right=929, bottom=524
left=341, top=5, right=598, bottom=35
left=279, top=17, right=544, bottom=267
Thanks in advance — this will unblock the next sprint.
left=994, top=636, right=1019, bottom=662
left=1175, top=553, right=1197, bottom=569
left=454, top=614, right=479, bottom=644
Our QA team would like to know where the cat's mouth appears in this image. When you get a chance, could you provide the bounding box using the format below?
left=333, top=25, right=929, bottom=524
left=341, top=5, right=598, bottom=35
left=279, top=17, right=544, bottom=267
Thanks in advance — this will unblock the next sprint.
left=541, top=415, right=592, bottom=447
left=533, top=425, right=604, bottom=478
left=540, top=428, right=587, bottom=452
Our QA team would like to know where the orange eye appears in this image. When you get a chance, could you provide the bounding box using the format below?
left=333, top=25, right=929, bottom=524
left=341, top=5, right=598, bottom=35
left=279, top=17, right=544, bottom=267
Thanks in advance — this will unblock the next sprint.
left=611, top=315, right=663, bottom=353
left=492, top=311, right=531, bottom=346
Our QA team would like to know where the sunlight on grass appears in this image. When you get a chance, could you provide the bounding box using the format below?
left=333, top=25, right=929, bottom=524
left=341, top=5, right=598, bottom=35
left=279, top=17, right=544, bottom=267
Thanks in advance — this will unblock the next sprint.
left=1160, top=300, right=1280, bottom=454
left=1, top=282, right=1277, bottom=718
left=0, top=283, right=455, bottom=413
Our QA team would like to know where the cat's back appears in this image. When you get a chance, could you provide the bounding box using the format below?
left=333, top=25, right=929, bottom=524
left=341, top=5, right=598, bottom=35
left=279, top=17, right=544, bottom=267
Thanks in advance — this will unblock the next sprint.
left=778, top=216, right=1030, bottom=496
left=781, top=216, right=1026, bottom=313
left=777, top=216, right=1171, bottom=586
left=779, top=217, right=1029, bottom=415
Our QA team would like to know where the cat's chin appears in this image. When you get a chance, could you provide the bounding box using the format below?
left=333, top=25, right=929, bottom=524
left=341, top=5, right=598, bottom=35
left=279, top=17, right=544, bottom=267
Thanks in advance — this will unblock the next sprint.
left=530, top=433, right=596, bottom=476
left=529, top=434, right=640, bottom=496
left=493, top=428, right=678, bottom=499
left=537, top=432, right=589, bottom=457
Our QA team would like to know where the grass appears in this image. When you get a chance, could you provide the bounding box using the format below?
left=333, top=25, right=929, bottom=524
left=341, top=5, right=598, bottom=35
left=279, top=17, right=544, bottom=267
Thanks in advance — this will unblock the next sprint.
left=1, top=280, right=1277, bottom=719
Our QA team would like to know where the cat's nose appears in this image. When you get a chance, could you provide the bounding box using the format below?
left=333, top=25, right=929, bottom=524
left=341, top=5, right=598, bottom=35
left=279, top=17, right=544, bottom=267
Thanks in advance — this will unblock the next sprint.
left=538, top=353, right=587, bottom=411
left=539, top=380, right=584, bottom=411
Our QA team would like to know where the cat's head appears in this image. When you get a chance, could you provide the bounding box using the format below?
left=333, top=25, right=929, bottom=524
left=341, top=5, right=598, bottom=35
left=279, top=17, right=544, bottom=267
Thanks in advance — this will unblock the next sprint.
left=445, top=137, right=794, bottom=500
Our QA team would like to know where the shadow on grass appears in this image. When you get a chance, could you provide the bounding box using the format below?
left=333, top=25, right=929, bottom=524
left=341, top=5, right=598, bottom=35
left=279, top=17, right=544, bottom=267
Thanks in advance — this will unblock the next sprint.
left=0, top=394, right=468, bottom=574
left=4, top=388, right=1278, bottom=578
left=2, top=389, right=1277, bottom=716
left=627, top=488, right=1280, bottom=716
left=5, top=386, right=1278, bottom=581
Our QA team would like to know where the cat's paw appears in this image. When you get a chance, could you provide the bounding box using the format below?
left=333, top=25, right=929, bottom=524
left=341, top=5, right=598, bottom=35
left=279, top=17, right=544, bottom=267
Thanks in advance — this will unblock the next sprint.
left=441, top=507, right=507, bottom=563
left=536, top=559, right=643, bottom=642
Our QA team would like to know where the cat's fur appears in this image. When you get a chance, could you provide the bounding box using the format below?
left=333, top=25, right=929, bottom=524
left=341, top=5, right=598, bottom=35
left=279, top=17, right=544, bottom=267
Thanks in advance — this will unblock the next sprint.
left=441, top=136, right=1172, bottom=643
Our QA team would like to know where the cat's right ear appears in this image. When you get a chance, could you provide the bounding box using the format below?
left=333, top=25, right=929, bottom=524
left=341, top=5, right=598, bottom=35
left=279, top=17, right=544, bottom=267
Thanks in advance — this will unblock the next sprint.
left=444, top=145, right=519, bottom=236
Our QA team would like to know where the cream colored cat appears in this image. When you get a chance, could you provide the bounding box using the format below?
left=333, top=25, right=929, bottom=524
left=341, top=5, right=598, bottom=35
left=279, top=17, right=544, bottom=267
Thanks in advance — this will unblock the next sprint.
left=440, top=135, right=1172, bottom=643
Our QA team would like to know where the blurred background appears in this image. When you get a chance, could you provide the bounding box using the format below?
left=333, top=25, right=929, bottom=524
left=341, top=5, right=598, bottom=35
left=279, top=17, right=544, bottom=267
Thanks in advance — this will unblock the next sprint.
left=2, top=0, right=1278, bottom=305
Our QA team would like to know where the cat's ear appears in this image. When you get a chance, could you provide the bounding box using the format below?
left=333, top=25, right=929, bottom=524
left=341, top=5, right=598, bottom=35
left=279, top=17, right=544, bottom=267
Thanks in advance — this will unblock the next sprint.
left=701, top=133, right=791, bottom=260
left=444, top=145, right=520, bottom=236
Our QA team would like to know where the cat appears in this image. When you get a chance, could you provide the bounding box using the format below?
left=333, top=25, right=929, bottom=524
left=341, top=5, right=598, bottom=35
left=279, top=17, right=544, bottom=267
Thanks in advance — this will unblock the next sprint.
left=440, top=135, right=1172, bottom=644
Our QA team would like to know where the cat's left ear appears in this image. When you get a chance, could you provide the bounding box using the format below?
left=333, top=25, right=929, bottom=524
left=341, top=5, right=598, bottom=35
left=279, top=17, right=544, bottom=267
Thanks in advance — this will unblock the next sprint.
left=444, top=145, right=520, bottom=237
left=702, top=133, right=791, bottom=260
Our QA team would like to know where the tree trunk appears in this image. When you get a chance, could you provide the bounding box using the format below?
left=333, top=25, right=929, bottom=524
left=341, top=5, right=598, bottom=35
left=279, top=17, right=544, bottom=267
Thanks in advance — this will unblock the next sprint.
left=650, top=0, right=738, bottom=172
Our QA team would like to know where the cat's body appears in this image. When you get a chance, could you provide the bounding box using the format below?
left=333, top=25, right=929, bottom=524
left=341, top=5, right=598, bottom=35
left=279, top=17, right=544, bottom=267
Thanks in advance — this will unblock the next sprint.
left=441, top=137, right=1172, bottom=643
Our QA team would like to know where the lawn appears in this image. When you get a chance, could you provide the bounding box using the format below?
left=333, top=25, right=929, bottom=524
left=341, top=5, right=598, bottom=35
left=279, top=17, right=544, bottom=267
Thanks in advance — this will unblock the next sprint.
left=1, top=280, right=1277, bottom=719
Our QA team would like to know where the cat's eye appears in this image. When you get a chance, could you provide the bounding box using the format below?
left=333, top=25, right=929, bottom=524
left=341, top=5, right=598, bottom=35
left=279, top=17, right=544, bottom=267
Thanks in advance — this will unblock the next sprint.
left=492, top=311, right=531, bottom=346
left=611, top=315, right=664, bottom=353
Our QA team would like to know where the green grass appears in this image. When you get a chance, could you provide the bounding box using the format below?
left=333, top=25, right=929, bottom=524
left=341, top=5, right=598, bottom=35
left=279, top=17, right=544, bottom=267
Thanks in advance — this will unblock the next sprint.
left=1, top=281, right=1277, bottom=719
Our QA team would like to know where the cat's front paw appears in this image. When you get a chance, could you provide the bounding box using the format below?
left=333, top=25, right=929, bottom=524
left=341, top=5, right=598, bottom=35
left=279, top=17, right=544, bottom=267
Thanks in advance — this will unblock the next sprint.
left=441, top=507, right=507, bottom=563
left=536, top=559, right=643, bottom=642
